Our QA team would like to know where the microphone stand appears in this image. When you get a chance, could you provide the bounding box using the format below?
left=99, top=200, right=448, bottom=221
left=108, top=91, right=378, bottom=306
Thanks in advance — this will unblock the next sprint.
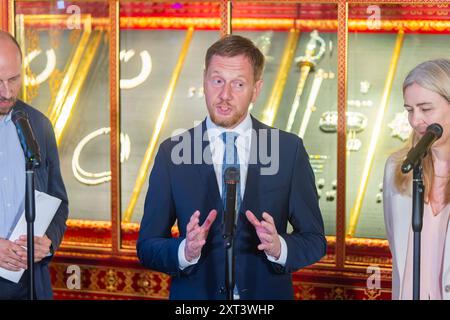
left=411, top=164, right=425, bottom=300
left=25, top=157, right=38, bottom=300
left=223, top=178, right=237, bottom=301
left=400, top=123, right=443, bottom=300
left=11, top=109, right=41, bottom=300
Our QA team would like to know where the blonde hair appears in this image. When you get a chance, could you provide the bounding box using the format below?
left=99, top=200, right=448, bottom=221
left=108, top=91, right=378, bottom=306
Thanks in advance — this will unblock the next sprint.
left=393, top=59, right=450, bottom=203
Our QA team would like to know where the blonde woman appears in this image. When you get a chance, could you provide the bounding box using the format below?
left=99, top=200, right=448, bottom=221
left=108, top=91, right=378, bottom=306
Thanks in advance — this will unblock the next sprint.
left=383, top=59, right=450, bottom=300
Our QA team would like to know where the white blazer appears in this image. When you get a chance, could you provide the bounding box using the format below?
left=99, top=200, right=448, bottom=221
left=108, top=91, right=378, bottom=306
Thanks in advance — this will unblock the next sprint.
left=383, top=156, right=450, bottom=299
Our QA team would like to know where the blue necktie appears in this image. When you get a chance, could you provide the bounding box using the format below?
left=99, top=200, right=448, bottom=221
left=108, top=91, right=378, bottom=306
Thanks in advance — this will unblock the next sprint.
left=221, top=132, right=241, bottom=213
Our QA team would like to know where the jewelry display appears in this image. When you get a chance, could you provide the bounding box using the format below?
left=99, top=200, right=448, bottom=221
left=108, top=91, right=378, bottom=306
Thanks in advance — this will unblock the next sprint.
left=310, top=155, right=327, bottom=174
left=326, top=71, right=335, bottom=79
left=286, top=30, right=326, bottom=133
left=188, top=86, right=196, bottom=98
left=119, top=49, right=152, bottom=89
left=388, top=111, right=412, bottom=141
left=187, top=86, right=204, bottom=98
left=331, top=179, right=337, bottom=190
left=326, top=190, right=336, bottom=202
left=297, top=68, right=325, bottom=138
left=72, top=127, right=131, bottom=185
left=360, top=80, right=371, bottom=94
left=311, top=164, right=324, bottom=175
left=197, top=87, right=204, bottom=98
left=309, top=154, right=329, bottom=160
left=255, top=31, right=274, bottom=63
left=24, top=49, right=57, bottom=86
left=319, top=111, right=368, bottom=133
left=376, top=193, right=382, bottom=203
left=346, top=130, right=362, bottom=152
left=348, top=100, right=373, bottom=107
left=317, top=178, right=325, bottom=189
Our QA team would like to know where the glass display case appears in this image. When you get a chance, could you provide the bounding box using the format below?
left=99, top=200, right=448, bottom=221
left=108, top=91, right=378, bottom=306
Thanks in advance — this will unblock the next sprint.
left=1, top=0, right=449, bottom=299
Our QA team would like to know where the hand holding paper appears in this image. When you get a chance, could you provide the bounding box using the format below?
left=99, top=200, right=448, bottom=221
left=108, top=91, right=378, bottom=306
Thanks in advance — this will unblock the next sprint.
left=0, top=190, right=61, bottom=283
left=0, top=238, right=27, bottom=271
left=14, top=235, right=52, bottom=263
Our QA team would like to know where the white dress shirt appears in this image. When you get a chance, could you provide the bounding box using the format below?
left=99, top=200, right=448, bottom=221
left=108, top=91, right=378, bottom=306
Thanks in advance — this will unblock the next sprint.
left=178, top=113, right=287, bottom=269
left=0, top=112, right=25, bottom=240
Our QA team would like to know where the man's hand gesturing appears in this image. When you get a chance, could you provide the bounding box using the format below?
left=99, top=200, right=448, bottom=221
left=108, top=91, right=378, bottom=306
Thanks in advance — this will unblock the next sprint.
left=184, top=210, right=218, bottom=262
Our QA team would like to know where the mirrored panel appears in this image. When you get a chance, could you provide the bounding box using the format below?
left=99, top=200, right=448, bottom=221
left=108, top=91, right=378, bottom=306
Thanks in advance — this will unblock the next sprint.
left=119, top=1, right=338, bottom=252
left=232, top=2, right=338, bottom=238
left=346, top=3, right=450, bottom=239
left=15, top=0, right=111, bottom=247
left=119, top=1, right=221, bottom=248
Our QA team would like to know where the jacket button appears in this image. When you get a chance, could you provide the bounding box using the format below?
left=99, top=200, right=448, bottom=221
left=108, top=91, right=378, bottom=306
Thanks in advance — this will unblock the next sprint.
left=219, top=286, right=226, bottom=294
left=445, top=285, right=450, bottom=293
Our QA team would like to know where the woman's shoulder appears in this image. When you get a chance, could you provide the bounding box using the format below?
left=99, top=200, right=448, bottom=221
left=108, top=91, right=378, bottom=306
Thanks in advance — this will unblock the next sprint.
left=383, top=152, right=405, bottom=196
left=384, top=153, right=400, bottom=177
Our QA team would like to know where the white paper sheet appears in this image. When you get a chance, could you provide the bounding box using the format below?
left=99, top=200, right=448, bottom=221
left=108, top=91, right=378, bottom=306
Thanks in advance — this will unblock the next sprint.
left=0, top=190, right=61, bottom=283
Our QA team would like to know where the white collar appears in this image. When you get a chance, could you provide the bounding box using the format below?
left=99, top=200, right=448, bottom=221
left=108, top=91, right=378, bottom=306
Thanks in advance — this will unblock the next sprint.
left=0, top=111, right=12, bottom=123
left=205, top=112, right=253, bottom=142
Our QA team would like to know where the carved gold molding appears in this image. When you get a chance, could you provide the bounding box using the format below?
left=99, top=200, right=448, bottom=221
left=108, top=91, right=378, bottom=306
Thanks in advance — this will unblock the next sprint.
left=50, top=261, right=392, bottom=300
left=117, top=17, right=450, bottom=33
left=19, top=16, right=450, bottom=33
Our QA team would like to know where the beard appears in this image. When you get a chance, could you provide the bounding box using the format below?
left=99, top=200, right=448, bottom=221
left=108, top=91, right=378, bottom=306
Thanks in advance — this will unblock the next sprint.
left=0, top=97, right=17, bottom=115
left=209, top=103, right=247, bottom=129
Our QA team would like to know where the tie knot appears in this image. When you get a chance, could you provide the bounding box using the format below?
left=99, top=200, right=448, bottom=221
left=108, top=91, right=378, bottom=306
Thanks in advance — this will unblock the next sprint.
left=221, top=131, right=239, bottom=146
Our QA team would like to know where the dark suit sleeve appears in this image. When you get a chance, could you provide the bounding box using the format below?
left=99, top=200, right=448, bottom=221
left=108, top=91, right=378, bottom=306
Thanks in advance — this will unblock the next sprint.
left=137, top=144, right=183, bottom=277
left=43, top=118, right=69, bottom=252
left=278, top=138, right=327, bottom=273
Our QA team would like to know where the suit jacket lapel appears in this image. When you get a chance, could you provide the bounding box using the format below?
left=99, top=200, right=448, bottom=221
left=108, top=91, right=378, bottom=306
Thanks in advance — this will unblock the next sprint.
left=241, top=116, right=261, bottom=214
left=195, top=120, right=223, bottom=214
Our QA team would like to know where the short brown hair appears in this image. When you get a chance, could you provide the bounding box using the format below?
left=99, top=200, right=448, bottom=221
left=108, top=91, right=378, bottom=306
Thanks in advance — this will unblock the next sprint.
left=205, top=34, right=265, bottom=81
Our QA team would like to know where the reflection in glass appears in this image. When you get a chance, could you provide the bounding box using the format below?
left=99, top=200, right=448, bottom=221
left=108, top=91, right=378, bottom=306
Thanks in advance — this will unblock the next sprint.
left=346, top=4, right=450, bottom=239
left=15, top=1, right=111, bottom=224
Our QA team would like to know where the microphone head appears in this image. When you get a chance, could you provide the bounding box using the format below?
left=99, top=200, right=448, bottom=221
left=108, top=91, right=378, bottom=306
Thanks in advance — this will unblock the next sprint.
left=426, top=123, right=443, bottom=139
left=401, top=162, right=412, bottom=174
left=11, top=109, right=41, bottom=167
left=224, top=166, right=240, bottom=184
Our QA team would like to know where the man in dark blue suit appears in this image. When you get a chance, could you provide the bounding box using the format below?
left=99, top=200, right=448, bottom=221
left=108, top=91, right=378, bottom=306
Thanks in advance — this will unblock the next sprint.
left=0, top=31, right=68, bottom=299
left=137, top=35, right=326, bottom=300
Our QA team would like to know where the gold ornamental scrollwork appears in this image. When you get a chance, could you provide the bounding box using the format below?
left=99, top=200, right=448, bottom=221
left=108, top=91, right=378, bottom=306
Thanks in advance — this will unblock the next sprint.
left=104, top=269, right=122, bottom=292
left=296, top=284, right=316, bottom=300
left=325, top=287, right=353, bottom=300
left=364, top=288, right=382, bottom=300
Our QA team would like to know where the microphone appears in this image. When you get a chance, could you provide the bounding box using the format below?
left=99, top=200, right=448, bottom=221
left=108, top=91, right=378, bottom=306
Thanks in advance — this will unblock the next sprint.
left=223, top=167, right=240, bottom=248
left=401, top=123, right=443, bottom=173
left=12, top=110, right=41, bottom=168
